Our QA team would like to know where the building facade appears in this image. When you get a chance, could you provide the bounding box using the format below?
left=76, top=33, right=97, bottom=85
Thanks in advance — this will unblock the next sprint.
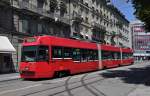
left=70, top=0, right=131, bottom=48
left=0, top=0, right=131, bottom=73
left=131, top=20, right=150, bottom=61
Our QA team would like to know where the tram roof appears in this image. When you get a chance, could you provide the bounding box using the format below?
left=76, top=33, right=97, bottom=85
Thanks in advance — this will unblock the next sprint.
left=23, top=35, right=132, bottom=52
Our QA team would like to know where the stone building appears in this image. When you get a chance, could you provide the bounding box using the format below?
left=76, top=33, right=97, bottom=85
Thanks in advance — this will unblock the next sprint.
left=0, top=0, right=131, bottom=73
left=69, top=0, right=131, bottom=48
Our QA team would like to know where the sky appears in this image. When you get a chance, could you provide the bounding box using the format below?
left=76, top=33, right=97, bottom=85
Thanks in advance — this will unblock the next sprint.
left=111, top=0, right=137, bottom=22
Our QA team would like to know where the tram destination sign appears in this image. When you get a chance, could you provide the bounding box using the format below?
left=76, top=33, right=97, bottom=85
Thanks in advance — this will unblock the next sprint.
left=26, top=37, right=36, bottom=42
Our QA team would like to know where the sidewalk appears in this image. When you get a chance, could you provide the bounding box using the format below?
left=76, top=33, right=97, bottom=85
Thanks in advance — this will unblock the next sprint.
left=0, top=73, right=20, bottom=82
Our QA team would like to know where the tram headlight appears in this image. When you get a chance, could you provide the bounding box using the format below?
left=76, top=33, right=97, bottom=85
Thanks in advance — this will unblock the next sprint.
left=25, top=67, right=29, bottom=71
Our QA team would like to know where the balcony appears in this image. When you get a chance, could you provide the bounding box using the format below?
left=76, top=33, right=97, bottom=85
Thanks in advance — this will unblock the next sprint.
left=0, top=0, right=10, bottom=6
left=72, top=14, right=83, bottom=23
left=1, top=0, right=10, bottom=3
left=92, top=22, right=106, bottom=30
left=18, top=1, right=69, bottom=25
left=18, top=1, right=38, bottom=14
left=71, top=32, right=84, bottom=40
left=92, top=35, right=100, bottom=42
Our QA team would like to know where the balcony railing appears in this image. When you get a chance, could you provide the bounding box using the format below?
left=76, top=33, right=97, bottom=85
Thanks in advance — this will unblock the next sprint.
left=18, top=1, right=70, bottom=25
left=1, top=0, right=10, bottom=3
left=0, top=0, right=10, bottom=5
left=72, top=14, right=83, bottom=23
left=92, top=22, right=106, bottom=30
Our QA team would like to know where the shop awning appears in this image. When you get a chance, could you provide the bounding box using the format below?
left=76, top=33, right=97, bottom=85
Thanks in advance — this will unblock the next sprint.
left=0, top=36, right=16, bottom=53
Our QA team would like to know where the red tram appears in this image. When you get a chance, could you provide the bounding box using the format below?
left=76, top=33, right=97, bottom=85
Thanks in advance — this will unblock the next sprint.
left=19, top=35, right=134, bottom=79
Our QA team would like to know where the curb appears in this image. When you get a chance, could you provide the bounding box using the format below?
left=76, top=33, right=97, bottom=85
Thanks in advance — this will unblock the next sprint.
left=0, top=76, right=20, bottom=82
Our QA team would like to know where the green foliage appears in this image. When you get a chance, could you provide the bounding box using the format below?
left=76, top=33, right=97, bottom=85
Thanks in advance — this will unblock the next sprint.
left=132, top=0, right=150, bottom=30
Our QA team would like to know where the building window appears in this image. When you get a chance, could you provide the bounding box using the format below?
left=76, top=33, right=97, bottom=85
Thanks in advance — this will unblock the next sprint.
left=85, top=17, right=89, bottom=23
left=22, top=20, right=29, bottom=33
left=37, top=0, right=44, bottom=8
left=92, top=0, right=95, bottom=3
left=80, top=0, right=83, bottom=4
left=84, top=2, right=89, bottom=7
left=38, top=24, right=42, bottom=34
left=24, top=0, right=29, bottom=2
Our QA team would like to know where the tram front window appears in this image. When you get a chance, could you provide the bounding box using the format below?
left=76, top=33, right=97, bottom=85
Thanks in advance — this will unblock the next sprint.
left=21, top=46, right=37, bottom=62
left=21, top=46, right=49, bottom=62
left=37, top=46, right=49, bottom=61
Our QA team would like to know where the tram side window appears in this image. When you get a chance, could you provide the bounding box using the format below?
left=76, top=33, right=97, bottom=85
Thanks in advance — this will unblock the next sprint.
left=126, top=53, right=133, bottom=58
left=81, top=49, right=88, bottom=62
left=93, top=50, right=98, bottom=60
left=73, top=49, right=98, bottom=62
left=80, top=49, right=96, bottom=62
left=129, top=53, right=133, bottom=58
left=89, top=50, right=93, bottom=60
left=102, top=51, right=113, bottom=60
left=52, top=46, right=63, bottom=58
left=64, top=47, right=72, bottom=58
left=89, top=50, right=95, bottom=60
left=89, top=50, right=98, bottom=61
left=122, top=53, right=126, bottom=59
left=37, top=46, right=49, bottom=61
left=112, top=52, right=120, bottom=60
left=122, top=53, right=129, bottom=59
left=72, top=48, right=80, bottom=61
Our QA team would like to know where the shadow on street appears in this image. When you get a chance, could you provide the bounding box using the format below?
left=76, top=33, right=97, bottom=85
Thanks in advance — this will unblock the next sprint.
left=100, top=65, right=150, bottom=86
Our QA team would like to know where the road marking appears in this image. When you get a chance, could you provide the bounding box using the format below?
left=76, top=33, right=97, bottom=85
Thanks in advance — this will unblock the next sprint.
left=0, top=84, right=42, bottom=95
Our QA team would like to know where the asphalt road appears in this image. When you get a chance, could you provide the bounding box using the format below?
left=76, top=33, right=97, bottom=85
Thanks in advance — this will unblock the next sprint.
left=0, top=61, right=150, bottom=96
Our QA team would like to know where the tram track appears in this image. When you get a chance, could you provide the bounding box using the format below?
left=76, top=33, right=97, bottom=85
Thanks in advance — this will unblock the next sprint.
left=22, top=73, right=108, bottom=96
left=81, top=74, right=107, bottom=96
left=49, top=75, right=107, bottom=96
left=64, top=76, right=74, bottom=96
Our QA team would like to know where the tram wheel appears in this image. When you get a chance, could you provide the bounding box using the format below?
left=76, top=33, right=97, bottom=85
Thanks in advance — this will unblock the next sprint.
left=54, top=71, right=70, bottom=78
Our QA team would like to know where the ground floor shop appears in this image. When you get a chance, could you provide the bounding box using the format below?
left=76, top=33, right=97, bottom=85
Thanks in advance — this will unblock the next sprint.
left=0, top=34, right=23, bottom=73
left=134, top=52, right=150, bottom=61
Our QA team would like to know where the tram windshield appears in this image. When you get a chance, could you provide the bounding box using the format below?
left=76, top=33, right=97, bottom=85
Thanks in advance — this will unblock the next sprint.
left=21, top=46, right=49, bottom=62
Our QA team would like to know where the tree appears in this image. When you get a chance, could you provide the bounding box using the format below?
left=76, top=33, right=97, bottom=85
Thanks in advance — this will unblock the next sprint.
left=131, top=0, right=150, bottom=31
